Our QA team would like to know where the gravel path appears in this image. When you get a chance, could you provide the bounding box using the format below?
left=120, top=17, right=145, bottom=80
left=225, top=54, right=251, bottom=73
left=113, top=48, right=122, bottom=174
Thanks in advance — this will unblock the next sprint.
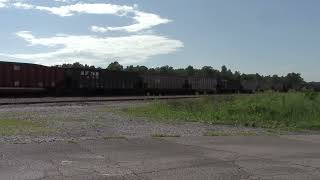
left=0, top=101, right=267, bottom=144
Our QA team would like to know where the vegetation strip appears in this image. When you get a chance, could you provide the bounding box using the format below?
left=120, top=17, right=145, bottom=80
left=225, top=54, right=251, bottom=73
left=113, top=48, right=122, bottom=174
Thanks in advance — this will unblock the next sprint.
left=123, top=92, right=320, bottom=131
left=0, top=119, right=50, bottom=136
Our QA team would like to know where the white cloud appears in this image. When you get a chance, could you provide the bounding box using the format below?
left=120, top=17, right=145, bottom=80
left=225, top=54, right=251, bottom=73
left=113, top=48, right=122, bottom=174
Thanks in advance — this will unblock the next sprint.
left=13, top=2, right=33, bottom=9
left=13, top=2, right=171, bottom=33
left=0, top=0, right=8, bottom=8
left=1, top=2, right=183, bottom=66
left=53, top=0, right=74, bottom=2
left=32, top=3, right=135, bottom=17
left=91, top=11, right=171, bottom=33
left=9, top=31, right=184, bottom=66
left=1, top=0, right=31, bottom=7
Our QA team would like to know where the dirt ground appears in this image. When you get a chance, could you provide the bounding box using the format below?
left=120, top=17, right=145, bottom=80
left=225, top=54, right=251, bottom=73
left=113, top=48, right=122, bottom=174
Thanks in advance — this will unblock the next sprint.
left=0, top=101, right=268, bottom=144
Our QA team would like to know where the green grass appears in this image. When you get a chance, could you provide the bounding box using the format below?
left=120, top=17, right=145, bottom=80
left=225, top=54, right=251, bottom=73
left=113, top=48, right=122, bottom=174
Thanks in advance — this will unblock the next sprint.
left=122, top=91, right=320, bottom=131
left=67, top=140, right=79, bottom=144
left=0, top=119, right=51, bottom=136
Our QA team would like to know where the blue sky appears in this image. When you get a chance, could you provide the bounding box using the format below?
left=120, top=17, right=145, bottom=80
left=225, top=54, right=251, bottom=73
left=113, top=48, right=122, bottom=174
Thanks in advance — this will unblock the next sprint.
left=0, top=0, right=319, bottom=81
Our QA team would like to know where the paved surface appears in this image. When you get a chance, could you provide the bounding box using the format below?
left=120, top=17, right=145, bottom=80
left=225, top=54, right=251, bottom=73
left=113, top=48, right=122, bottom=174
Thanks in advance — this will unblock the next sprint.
left=1, top=135, right=320, bottom=180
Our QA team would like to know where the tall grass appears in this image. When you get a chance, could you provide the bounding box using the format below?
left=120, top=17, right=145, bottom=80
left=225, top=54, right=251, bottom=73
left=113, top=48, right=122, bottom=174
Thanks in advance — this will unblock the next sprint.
left=123, top=92, right=320, bottom=130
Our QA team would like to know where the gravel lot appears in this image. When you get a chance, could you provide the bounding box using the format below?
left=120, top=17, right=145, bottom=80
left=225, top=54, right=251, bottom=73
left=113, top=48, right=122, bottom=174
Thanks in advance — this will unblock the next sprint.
left=0, top=100, right=269, bottom=144
left=2, top=100, right=320, bottom=180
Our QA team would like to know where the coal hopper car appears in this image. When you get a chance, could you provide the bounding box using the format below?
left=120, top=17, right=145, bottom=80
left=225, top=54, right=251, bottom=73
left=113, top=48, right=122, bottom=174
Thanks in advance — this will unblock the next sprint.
left=63, top=68, right=142, bottom=95
left=141, top=74, right=190, bottom=95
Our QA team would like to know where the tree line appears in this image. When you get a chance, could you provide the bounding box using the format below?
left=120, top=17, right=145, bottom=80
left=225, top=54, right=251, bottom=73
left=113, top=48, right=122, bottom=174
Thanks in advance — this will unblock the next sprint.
left=55, top=61, right=305, bottom=89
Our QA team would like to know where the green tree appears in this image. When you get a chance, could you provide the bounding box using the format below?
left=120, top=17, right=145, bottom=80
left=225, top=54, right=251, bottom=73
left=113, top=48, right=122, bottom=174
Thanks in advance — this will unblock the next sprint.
left=125, top=65, right=148, bottom=73
left=186, top=65, right=195, bottom=76
left=221, top=65, right=227, bottom=74
left=136, top=66, right=148, bottom=73
left=107, top=61, right=123, bottom=71
left=285, top=73, right=304, bottom=90
left=201, top=66, right=213, bottom=76
left=234, top=71, right=241, bottom=80
left=159, top=65, right=174, bottom=74
left=220, top=65, right=234, bottom=80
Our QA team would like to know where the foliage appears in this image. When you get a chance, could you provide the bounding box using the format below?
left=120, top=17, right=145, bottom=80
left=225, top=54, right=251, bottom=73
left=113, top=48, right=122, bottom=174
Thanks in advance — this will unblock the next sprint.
left=55, top=62, right=96, bottom=69
left=107, top=61, right=123, bottom=71
left=303, top=90, right=319, bottom=101
left=123, top=92, right=320, bottom=131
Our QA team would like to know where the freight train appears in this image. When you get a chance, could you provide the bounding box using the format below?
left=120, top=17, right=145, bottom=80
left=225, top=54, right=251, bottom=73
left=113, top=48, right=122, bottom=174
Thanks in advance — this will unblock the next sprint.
left=0, top=61, right=288, bottom=96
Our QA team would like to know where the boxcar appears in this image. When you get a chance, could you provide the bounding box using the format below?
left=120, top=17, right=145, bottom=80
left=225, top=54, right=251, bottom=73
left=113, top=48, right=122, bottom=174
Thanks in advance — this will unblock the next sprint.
left=0, top=61, right=64, bottom=95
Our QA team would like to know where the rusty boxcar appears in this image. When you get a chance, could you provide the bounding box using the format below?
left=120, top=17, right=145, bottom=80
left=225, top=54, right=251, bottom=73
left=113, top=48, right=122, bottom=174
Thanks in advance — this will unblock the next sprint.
left=0, top=61, right=64, bottom=95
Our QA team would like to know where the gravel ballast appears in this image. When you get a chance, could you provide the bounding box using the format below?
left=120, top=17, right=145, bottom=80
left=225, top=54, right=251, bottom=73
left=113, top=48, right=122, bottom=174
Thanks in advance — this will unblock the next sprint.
left=0, top=100, right=267, bottom=144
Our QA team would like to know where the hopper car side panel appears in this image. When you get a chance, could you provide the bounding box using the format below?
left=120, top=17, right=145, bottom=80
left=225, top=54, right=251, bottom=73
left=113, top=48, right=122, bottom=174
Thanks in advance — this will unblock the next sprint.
left=188, top=77, right=217, bottom=94
left=141, top=74, right=189, bottom=95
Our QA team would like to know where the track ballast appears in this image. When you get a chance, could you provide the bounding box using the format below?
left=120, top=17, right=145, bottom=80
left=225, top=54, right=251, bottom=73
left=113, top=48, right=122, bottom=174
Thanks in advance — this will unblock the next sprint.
left=0, top=95, right=202, bottom=106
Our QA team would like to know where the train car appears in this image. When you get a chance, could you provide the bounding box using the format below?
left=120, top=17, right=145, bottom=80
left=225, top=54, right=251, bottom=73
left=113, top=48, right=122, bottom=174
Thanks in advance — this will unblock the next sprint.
left=188, top=76, right=217, bottom=94
left=218, top=79, right=242, bottom=93
left=3, top=61, right=293, bottom=96
left=101, top=71, right=142, bottom=95
left=307, top=82, right=320, bottom=91
left=63, top=68, right=142, bottom=95
left=241, top=80, right=259, bottom=93
left=270, top=82, right=284, bottom=92
left=257, top=80, right=273, bottom=92
left=141, top=74, right=189, bottom=95
left=63, top=68, right=104, bottom=95
left=0, top=61, right=64, bottom=95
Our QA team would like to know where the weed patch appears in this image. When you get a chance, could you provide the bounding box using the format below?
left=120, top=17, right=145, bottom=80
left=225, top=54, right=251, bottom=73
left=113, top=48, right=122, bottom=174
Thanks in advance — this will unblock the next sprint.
left=0, top=119, right=51, bottom=136
left=122, top=92, right=320, bottom=131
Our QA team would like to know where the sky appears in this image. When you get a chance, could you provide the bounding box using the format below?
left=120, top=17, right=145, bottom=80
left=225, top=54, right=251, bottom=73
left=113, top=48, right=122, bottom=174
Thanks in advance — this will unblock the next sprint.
left=0, top=0, right=319, bottom=81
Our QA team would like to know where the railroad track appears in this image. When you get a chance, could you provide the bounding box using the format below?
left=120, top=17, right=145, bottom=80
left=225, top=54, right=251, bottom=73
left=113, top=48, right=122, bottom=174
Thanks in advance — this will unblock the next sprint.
left=0, top=95, right=203, bottom=106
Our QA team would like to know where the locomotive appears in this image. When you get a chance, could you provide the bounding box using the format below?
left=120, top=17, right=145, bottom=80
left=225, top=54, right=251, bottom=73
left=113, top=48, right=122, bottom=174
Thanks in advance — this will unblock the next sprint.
left=0, top=61, right=284, bottom=96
